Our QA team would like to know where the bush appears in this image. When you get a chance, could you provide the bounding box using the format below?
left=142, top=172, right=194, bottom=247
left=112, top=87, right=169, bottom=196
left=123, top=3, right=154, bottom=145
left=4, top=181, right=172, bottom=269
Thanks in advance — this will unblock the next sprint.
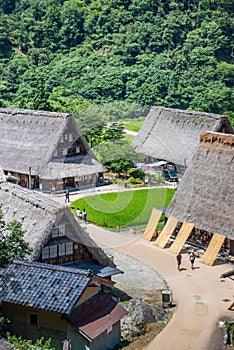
left=7, top=333, right=55, bottom=350
left=127, top=177, right=142, bottom=184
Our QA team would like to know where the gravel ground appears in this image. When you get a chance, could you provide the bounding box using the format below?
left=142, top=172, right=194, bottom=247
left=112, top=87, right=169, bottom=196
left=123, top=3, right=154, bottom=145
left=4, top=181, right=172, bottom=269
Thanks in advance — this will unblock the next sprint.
left=105, top=248, right=167, bottom=298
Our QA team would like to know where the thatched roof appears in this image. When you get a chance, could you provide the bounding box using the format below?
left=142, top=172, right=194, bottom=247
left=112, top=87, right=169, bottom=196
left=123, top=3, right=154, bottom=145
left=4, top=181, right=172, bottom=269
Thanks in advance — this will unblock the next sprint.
left=0, top=108, right=105, bottom=177
left=0, top=164, right=6, bottom=183
left=41, top=156, right=105, bottom=180
left=132, top=106, right=233, bottom=166
left=166, top=132, right=234, bottom=239
left=0, top=182, right=114, bottom=266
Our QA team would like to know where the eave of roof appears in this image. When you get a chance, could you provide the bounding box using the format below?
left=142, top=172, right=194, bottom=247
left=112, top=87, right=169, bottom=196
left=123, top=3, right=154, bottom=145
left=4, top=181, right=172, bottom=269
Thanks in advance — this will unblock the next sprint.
left=66, top=261, right=123, bottom=278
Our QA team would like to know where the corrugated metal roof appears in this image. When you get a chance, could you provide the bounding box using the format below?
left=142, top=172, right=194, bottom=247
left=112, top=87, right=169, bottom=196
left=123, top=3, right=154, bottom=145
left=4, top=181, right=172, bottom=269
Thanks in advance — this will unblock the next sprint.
left=0, top=260, right=91, bottom=315
left=69, top=293, right=127, bottom=340
left=65, top=261, right=123, bottom=278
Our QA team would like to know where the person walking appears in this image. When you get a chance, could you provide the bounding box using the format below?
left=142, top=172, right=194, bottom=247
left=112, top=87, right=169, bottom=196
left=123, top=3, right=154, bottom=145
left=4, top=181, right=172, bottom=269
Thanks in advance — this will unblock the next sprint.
left=65, top=189, right=70, bottom=203
left=189, top=250, right=196, bottom=270
left=83, top=209, right=87, bottom=224
left=176, top=253, right=182, bottom=271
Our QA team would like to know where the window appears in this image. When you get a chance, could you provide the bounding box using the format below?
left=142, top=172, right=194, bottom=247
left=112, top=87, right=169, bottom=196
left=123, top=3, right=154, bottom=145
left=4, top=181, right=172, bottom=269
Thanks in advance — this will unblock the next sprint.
left=64, top=134, right=68, bottom=141
left=66, top=242, right=73, bottom=255
left=69, top=134, right=73, bottom=142
left=50, top=245, right=57, bottom=258
left=30, top=314, right=38, bottom=326
left=62, top=148, right=67, bottom=156
left=59, top=244, right=66, bottom=256
left=60, top=135, right=64, bottom=143
left=76, top=146, right=80, bottom=154
left=53, top=149, right=58, bottom=157
left=42, top=247, right=49, bottom=259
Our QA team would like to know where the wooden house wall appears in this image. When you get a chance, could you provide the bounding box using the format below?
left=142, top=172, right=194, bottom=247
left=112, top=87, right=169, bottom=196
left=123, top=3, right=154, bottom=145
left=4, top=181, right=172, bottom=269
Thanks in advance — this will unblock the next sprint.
left=41, top=242, right=93, bottom=265
left=2, top=303, right=67, bottom=350
left=52, top=117, right=87, bottom=161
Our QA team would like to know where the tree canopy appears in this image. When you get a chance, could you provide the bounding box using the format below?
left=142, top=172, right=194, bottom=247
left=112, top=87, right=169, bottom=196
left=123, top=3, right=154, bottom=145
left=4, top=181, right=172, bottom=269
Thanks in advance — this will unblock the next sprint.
left=0, top=209, right=32, bottom=267
left=0, top=0, right=233, bottom=124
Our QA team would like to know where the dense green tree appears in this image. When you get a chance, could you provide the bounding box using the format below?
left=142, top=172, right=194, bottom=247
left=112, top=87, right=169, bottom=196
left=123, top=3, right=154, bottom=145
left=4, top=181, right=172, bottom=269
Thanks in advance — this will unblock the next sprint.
left=0, top=209, right=33, bottom=267
left=0, top=0, right=233, bottom=118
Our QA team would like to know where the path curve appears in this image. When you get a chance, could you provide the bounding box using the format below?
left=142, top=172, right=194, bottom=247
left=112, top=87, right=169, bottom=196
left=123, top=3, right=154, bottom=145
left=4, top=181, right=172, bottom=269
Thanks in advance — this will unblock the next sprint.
left=85, top=224, right=233, bottom=350
left=50, top=189, right=234, bottom=350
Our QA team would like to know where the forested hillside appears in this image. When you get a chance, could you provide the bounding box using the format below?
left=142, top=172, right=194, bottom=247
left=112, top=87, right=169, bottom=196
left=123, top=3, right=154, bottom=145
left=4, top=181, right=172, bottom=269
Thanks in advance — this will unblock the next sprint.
left=0, top=0, right=233, bottom=122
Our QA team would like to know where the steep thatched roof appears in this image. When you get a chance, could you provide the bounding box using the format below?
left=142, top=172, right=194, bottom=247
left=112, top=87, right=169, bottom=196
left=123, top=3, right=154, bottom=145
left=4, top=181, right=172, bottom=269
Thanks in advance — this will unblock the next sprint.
left=0, top=182, right=113, bottom=266
left=0, top=164, right=6, bottom=183
left=166, top=132, right=234, bottom=239
left=132, top=106, right=233, bottom=166
left=0, top=108, right=105, bottom=176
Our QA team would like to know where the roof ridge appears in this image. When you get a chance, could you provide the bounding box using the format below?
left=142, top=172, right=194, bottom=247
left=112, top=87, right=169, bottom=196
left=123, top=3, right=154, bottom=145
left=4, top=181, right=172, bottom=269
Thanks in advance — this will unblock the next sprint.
left=152, top=106, right=228, bottom=119
left=200, top=131, right=234, bottom=146
left=0, top=108, right=71, bottom=119
left=12, top=259, right=91, bottom=276
left=0, top=182, right=60, bottom=209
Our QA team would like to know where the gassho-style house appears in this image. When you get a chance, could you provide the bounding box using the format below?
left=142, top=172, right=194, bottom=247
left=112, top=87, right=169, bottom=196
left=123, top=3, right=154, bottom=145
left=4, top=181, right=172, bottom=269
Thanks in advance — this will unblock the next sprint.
left=165, top=131, right=234, bottom=260
left=0, top=181, right=126, bottom=349
left=0, top=181, right=122, bottom=278
left=132, top=106, right=233, bottom=174
left=0, top=108, right=105, bottom=192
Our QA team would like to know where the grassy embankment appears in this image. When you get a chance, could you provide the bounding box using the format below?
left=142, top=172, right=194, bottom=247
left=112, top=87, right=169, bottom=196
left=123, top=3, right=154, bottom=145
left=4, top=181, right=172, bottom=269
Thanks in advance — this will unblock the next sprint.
left=72, top=188, right=174, bottom=229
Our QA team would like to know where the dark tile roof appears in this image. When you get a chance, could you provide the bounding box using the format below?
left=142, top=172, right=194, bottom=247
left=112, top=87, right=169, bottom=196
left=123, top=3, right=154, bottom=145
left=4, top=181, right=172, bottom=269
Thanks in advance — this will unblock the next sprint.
left=65, top=260, right=123, bottom=278
left=0, top=260, right=91, bottom=315
left=69, top=293, right=127, bottom=340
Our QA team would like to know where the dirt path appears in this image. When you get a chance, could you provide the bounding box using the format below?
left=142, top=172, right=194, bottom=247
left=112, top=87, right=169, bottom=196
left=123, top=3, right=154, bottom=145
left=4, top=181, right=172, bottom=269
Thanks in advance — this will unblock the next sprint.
left=50, top=190, right=234, bottom=350
left=83, top=223, right=233, bottom=350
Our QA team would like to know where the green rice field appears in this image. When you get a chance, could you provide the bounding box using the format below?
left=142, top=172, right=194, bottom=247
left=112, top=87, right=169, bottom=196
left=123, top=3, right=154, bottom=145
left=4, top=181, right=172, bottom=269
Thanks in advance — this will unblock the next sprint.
left=72, top=188, right=174, bottom=228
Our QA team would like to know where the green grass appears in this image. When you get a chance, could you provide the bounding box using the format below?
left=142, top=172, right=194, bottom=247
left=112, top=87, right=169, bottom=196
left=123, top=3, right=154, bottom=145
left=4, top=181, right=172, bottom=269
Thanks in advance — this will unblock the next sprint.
left=72, top=188, right=174, bottom=228
left=124, top=120, right=144, bottom=132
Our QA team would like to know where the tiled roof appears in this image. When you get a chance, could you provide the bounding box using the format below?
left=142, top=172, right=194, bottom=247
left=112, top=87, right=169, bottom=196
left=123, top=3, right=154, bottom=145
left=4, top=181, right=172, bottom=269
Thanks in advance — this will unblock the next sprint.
left=65, top=261, right=123, bottom=278
left=0, top=260, right=91, bottom=315
left=69, top=294, right=128, bottom=340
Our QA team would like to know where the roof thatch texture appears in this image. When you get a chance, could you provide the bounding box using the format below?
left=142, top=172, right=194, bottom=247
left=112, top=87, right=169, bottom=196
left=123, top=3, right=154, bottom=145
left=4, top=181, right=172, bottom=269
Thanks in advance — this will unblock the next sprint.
left=0, top=182, right=114, bottom=266
left=132, top=106, right=233, bottom=166
left=0, top=108, right=104, bottom=177
left=0, top=164, right=6, bottom=183
left=41, top=156, right=105, bottom=180
left=166, top=132, right=234, bottom=239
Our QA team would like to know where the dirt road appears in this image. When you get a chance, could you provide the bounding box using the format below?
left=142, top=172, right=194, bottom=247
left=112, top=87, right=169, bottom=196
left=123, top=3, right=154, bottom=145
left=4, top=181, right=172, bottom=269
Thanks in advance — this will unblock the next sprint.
left=83, top=222, right=233, bottom=350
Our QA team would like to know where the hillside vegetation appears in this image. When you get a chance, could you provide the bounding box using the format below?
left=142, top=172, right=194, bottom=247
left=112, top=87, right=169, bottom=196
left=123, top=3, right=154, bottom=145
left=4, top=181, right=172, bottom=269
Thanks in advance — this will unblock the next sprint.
left=0, top=0, right=233, bottom=123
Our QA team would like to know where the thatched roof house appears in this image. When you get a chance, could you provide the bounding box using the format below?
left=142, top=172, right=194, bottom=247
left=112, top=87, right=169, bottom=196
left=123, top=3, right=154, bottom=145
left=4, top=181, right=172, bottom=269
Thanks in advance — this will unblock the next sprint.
left=132, top=107, right=233, bottom=172
left=0, top=182, right=118, bottom=275
left=0, top=108, right=105, bottom=191
left=166, top=132, right=234, bottom=252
